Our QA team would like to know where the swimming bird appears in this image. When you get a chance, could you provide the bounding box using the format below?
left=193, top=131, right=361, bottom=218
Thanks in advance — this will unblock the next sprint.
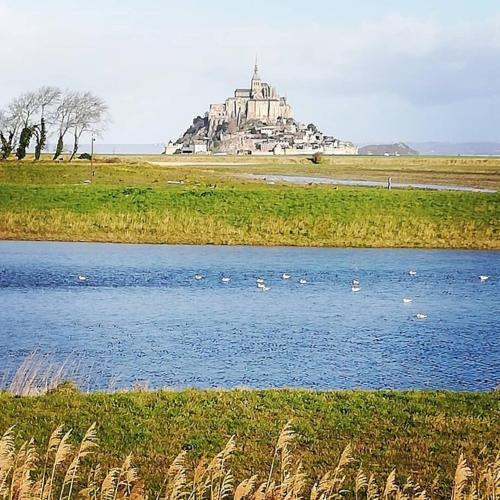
left=221, top=277, right=231, bottom=283
left=408, top=270, right=417, bottom=276
left=479, top=275, right=489, bottom=281
left=299, top=278, right=307, bottom=284
left=194, top=274, right=204, bottom=280
left=78, top=275, right=87, bottom=281
left=256, top=278, right=265, bottom=284
left=352, top=279, right=360, bottom=286
left=257, top=282, right=266, bottom=289
left=403, top=298, right=412, bottom=304
left=416, top=313, right=427, bottom=320
left=351, top=285, right=361, bottom=292
left=282, top=273, right=291, bottom=280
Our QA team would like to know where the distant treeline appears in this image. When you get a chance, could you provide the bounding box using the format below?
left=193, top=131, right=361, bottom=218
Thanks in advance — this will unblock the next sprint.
left=0, top=87, right=109, bottom=161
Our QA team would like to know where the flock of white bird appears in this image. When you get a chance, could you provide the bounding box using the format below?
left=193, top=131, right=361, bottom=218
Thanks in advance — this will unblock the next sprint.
left=76, top=270, right=491, bottom=322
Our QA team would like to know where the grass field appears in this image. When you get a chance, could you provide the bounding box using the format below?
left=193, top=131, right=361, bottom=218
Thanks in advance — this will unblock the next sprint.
left=1, top=387, right=498, bottom=498
left=148, top=154, right=500, bottom=190
left=3, top=154, right=500, bottom=189
left=0, top=158, right=498, bottom=248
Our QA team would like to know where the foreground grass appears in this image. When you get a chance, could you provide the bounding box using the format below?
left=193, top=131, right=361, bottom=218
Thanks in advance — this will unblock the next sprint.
left=0, top=388, right=498, bottom=497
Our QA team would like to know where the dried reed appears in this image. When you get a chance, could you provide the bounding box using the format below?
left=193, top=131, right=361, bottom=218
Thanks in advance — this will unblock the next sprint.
left=0, top=423, right=497, bottom=500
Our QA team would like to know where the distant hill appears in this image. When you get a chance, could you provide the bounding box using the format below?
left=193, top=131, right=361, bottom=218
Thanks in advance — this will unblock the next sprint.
left=359, top=143, right=418, bottom=156
left=407, top=142, right=500, bottom=156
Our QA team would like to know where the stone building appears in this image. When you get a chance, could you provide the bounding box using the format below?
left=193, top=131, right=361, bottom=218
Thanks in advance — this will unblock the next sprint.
left=166, top=64, right=357, bottom=156
left=207, top=63, right=292, bottom=135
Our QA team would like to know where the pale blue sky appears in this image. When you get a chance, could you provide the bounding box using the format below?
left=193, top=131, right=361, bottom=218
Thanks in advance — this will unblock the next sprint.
left=1, top=0, right=499, bottom=143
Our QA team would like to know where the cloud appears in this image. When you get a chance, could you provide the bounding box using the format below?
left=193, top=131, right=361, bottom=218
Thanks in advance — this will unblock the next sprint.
left=0, top=3, right=499, bottom=143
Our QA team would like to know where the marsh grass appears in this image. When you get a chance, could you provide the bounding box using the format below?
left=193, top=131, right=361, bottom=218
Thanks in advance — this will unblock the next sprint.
left=0, top=421, right=498, bottom=499
left=3, top=155, right=498, bottom=189
left=0, top=159, right=498, bottom=248
left=0, top=184, right=498, bottom=248
left=2, top=353, right=82, bottom=397
left=0, top=387, right=498, bottom=498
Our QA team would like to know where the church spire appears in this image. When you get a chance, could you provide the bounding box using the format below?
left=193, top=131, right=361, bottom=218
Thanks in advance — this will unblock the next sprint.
left=252, top=56, right=260, bottom=80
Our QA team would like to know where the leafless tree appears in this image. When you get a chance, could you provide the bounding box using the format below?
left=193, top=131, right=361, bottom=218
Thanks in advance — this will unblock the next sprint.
left=32, top=86, right=61, bottom=160
left=2, top=88, right=109, bottom=161
left=12, top=91, right=39, bottom=129
left=0, top=108, right=10, bottom=159
left=0, top=101, right=24, bottom=160
left=9, top=91, right=42, bottom=160
left=51, top=90, right=79, bottom=160
left=68, top=92, right=108, bottom=161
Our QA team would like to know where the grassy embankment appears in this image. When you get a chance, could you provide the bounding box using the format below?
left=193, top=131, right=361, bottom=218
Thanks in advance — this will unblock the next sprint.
left=1, top=388, right=498, bottom=498
left=0, top=158, right=499, bottom=248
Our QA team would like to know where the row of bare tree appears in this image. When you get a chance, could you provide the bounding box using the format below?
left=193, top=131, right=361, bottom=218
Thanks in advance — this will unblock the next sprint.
left=0, top=87, right=108, bottom=161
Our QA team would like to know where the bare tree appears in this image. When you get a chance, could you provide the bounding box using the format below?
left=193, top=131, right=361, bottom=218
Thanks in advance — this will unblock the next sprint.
left=2, top=88, right=109, bottom=161
left=0, top=108, right=9, bottom=159
left=51, top=91, right=79, bottom=160
left=12, top=91, right=40, bottom=160
left=68, top=92, right=108, bottom=161
left=0, top=102, right=23, bottom=160
left=32, top=86, right=61, bottom=160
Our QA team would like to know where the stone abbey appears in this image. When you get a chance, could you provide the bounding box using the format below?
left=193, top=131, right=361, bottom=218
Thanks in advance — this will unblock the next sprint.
left=165, top=64, right=357, bottom=155
left=207, top=63, right=293, bottom=135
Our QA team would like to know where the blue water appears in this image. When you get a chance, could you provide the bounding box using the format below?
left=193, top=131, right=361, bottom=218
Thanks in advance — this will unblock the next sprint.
left=0, top=241, right=498, bottom=391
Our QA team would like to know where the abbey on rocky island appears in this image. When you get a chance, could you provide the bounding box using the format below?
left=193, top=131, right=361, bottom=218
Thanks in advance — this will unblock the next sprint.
left=165, top=64, right=357, bottom=155
left=208, top=63, right=293, bottom=134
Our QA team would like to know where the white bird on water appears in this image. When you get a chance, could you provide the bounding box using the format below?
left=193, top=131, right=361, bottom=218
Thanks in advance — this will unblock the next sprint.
left=351, top=285, right=361, bottom=292
left=408, top=270, right=417, bottom=276
left=194, top=274, right=204, bottom=280
left=257, top=282, right=266, bottom=289
left=479, top=275, right=489, bottom=281
left=299, top=278, right=307, bottom=284
left=221, top=276, right=231, bottom=283
left=78, top=275, right=86, bottom=282
left=282, top=273, right=291, bottom=280
left=256, top=278, right=265, bottom=284
left=352, top=279, right=360, bottom=286
left=403, top=298, right=412, bottom=304
left=416, top=313, right=427, bottom=320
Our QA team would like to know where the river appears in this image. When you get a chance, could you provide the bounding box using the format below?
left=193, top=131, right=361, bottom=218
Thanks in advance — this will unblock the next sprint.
left=0, top=241, right=498, bottom=391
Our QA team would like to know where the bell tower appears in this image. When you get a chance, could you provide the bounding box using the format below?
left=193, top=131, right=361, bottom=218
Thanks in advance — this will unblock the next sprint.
left=251, top=59, right=262, bottom=98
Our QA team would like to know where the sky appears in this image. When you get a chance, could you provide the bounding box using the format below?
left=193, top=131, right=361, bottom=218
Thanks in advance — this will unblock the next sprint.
left=0, top=0, right=499, bottom=144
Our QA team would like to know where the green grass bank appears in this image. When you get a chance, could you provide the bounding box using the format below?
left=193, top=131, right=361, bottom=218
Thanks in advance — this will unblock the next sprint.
left=1, top=388, right=498, bottom=497
left=0, top=161, right=498, bottom=248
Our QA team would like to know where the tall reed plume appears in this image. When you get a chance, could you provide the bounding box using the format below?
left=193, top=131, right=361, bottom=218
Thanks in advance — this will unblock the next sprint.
left=0, top=422, right=498, bottom=500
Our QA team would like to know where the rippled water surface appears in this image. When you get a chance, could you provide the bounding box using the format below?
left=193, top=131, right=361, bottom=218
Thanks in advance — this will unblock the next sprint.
left=0, top=241, right=498, bottom=390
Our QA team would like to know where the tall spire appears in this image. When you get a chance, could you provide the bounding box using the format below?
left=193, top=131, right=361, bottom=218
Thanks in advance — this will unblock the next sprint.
left=253, top=55, right=260, bottom=80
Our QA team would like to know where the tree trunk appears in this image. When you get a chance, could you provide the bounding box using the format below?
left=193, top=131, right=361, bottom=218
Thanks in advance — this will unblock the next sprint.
left=53, top=135, right=64, bottom=160
left=69, top=130, right=79, bottom=162
left=34, top=118, right=46, bottom=161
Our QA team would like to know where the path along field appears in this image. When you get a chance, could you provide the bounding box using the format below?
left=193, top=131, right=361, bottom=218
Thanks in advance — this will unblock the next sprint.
left=1, top=388, right=498, bottom=498
left=0, top=156, right=498, bottom=248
